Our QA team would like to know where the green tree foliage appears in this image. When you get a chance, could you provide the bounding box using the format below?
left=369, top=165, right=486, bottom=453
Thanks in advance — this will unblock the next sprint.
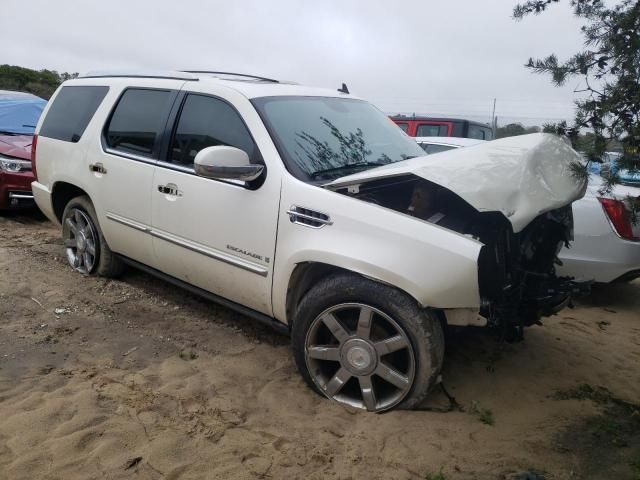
left=496, top=123, right=542, bottom=138
left=514, top=0, right=640, bottom=197
left=0, top=65, right=78, bottom=99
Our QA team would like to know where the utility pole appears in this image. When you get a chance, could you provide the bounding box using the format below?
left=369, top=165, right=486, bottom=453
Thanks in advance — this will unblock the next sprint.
left=491, top=98, right=497, bottom=136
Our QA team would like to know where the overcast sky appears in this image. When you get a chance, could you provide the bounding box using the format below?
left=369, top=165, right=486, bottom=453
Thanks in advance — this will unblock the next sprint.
left=2, top=0, right=587, bottom=126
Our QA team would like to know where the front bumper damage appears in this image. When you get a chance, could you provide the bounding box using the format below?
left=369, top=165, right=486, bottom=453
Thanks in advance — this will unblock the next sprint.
left=328, top=134, right=589, bottom=333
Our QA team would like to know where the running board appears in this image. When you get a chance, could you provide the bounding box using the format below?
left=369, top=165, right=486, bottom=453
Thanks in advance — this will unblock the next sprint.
left=116, top=255, right=290, bottom=336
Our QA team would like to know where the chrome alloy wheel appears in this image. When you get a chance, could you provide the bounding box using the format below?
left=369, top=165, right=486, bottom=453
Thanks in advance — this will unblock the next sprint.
left=63, top=208, right=98, bottom=274
left=304, top=303, right=415, bottom=412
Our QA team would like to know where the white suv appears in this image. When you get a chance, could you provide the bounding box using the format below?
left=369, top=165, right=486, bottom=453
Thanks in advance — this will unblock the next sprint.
left=31, top=70, right=585, bottom=412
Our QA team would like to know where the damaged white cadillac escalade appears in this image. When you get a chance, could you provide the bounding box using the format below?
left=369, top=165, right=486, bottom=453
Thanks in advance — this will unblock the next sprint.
left=31, top=71, right=586, bottom=412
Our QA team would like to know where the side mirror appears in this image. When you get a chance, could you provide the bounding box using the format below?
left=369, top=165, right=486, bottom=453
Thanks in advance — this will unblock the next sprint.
left=194, top=146, right=264, bottom=182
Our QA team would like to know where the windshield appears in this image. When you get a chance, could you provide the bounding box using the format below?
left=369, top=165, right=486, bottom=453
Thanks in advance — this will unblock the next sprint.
left=0, top=98, right=47, bottom=135
left=252, top=97, right=425, bottom=181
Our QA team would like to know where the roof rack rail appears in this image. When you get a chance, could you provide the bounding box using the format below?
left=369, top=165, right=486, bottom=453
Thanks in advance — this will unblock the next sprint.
left=183, top=71, right=279, bottom=83
left=79, top=69, right=199, bottom=81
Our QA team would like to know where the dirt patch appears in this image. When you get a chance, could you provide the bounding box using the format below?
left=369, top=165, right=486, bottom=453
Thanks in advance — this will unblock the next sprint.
left=1, top=211, right=639, bottom=479
left=553, top=384, right=640, bottom=479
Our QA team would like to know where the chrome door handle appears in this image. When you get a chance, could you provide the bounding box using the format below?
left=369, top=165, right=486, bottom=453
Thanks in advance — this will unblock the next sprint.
left=89, top=163, right=107, bottom=174
left=157, top=184, right=182, bottom=197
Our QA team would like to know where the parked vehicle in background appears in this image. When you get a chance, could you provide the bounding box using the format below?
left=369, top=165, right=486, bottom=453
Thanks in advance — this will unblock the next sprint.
left=390, top=115, right=494, bottom=140
left=415, top=137, right=640, bottom=283
left=558, top=178, right=640, bottom=283
left=32, top=71, right=584, bottom=412
left=415, top=136, right=484, bottom=154
left=0, top=90, right=46, bottom=209
left=587, top=152, right=640, bottom=188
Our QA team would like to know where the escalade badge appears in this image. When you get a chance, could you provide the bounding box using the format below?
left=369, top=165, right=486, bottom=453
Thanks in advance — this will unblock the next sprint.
left=227, top=244, right=269, bottom=263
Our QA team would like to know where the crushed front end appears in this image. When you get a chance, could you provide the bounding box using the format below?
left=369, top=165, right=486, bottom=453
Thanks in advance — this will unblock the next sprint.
left=330, top=171, right=588, bottom=337
left=475, top=204, right=584, bottom=339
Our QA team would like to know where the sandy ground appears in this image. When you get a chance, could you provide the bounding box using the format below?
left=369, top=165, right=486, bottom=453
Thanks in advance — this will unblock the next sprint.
left=0, top=212, right=639, bottom=480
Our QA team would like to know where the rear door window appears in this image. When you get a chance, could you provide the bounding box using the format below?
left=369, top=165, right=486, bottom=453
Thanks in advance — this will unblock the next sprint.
left=39, top=86, right=109, bottom=142
left=416, top=123, right=448, bottom=137
left=105, top=88, right=175, bottom=157
left=168, top=94, right=258, bottom=167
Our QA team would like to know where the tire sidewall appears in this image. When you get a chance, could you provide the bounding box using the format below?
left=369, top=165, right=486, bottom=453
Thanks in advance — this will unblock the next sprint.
left=61, top=195, right=119, bottom=277
left=291, top=273, right=444, bottom=411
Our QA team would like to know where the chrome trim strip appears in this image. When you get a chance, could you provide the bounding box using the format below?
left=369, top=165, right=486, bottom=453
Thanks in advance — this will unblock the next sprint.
left=156, top=160, right=195, bottom=174
left=287, top=206, right=333, bottom=229
left=9, top=193, right=34, bottom=199
left=105, top=213, right=268, bottom=277
left=104, top=147, right=157, bottom=166
left=154, top=160, right=247, bottom=187
left=149, top=229, right=269, bottom=277
left=105, top=213, right=151, bottom=233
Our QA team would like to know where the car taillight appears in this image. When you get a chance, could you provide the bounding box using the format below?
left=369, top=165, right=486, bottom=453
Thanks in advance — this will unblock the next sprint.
left=598, top=197, right=639, bottom=241
left=31, top=134, right=38, bottom=180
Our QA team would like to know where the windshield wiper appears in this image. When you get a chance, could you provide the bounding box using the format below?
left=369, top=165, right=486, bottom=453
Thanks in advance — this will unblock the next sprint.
left=311, top=161, right=387, bottom=179
left=0, top=130, right=20, bottom=136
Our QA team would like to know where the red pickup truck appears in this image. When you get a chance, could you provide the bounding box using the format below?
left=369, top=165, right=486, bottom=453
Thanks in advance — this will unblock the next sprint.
left=390, top=115, right=494, bottom=140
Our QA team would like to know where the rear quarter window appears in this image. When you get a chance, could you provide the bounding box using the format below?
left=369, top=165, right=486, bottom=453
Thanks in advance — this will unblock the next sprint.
left=39, top=86, right=109, bottom=142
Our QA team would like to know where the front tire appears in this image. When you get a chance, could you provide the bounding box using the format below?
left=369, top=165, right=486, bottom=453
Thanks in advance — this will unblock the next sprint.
left=61, top=196, right=124, bottom=277
left=291, top=273, right=444, bottom=412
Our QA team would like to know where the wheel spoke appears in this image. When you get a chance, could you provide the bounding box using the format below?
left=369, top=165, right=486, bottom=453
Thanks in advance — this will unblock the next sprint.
left=65, top=217, right=77, bottom=234
left=321, top=313, right=350, bottom=344
left=64, top=238, right=77, bottom=248
left=74, top=253, right=83, bottom=268
left=74, top=209, right=83, bottom=226
left=359, top=375, right=377, bottom=411
left=307, top=345, right=340, bottom=361
left=83, top=253, right=93, bottom=270
left=324, top=367, right=351, bottom=397
left=356, top=306, right=374, bottom=339
left=86, top=239, right=96, bottom=256
left=375, top=363, right=409, bottom=390
left=375, top=335, right=409, bottom=356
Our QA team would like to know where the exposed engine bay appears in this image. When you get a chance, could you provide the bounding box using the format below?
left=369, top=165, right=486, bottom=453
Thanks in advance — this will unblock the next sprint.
left=332, top=174, right=583, bottom=339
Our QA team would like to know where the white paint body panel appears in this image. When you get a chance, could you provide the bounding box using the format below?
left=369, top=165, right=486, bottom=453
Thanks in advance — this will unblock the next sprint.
left=150, top=82, right=282, bottom=315
left=330, top=133, right=587, bottom=233
left=558, top=179, right=640, bottom=282
left=32, top=75, right=583, bottom=329
left=271, top=177, right=484, bottom=322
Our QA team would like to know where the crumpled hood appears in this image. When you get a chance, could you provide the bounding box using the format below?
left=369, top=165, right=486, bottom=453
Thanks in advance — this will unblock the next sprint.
left=327, top=133, right=587, bottom=232
left=0, top=134, right=33, bottom=160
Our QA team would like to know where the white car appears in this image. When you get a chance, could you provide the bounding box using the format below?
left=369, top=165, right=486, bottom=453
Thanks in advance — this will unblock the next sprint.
left=31, top=71, right=585, bottom=412
left=558, top=179, right=640, bottom=282
left=417, top=137, right=640, bottom=283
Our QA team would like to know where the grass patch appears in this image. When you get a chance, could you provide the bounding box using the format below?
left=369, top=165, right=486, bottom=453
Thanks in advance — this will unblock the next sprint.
left=424, top=468, right=446, bottom=480
left=179, top=350, right=198, bottom=360
left=553, top=383, right=640, bottom=478
left=469, top=400, right=494, bottom=426
left=552, top=383, right=614, bottom=404
left=630, top=456, right=640, bottom=480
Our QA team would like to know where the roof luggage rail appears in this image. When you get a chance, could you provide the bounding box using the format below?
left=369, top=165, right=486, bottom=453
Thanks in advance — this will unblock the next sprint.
left=182, top=71, right=279, bottom=83
left=79, top=69, right=199, bottom=81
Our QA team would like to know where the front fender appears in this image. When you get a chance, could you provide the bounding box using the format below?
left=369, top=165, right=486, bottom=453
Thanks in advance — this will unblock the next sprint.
left=272, top=180, right=483, bottom=323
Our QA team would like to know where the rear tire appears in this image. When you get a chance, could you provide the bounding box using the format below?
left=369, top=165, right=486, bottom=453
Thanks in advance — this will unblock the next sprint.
left=61, top=196, right=124, bottom=277
left=291, top=272, right=444, bottom=412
